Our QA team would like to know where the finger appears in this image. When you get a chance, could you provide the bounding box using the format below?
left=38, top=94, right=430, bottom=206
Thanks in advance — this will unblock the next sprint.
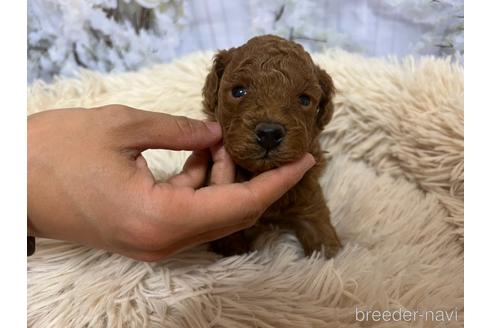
left=172, top=153, right=316, bottom=231
left=209, top=143, right=235, bottom=185
left=102, top=105, right=222, bottom=151
left=167, top=150, right=210, bottom=188
left=243, top=153, right=316, bottom=209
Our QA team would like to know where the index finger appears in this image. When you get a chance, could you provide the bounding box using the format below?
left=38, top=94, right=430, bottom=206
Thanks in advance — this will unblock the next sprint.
left=97, top=105, right=222, bottom=151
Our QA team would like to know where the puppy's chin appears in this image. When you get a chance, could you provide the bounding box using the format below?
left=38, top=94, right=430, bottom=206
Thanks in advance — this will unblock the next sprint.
left=235, top=157, right=280, bottom=173
left=231, top=151, right=303, bottom=174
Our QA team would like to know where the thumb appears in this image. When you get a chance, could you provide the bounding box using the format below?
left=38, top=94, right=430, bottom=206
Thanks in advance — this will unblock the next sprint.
left=171, top=153, right=317, bottom=230
left=110, top=106, right=222, bottom=151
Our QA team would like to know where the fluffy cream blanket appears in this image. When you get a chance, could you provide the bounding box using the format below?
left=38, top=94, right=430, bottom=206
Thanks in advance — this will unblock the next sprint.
left=27, top=50, right=464, bottom=328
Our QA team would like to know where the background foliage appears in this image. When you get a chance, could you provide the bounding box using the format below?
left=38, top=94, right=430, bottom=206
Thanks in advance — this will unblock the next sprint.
left=28, top=0, right=464, bottom=83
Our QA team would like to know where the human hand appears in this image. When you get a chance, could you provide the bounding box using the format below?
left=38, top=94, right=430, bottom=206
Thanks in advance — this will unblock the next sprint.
left=27, top=105, right=315, bottom=261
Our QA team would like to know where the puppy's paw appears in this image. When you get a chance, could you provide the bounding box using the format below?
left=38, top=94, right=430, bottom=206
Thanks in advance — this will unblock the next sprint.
left=293, top=217, right=342, bottom=259
left=301, top=239, right=341, bottom=259
left=321, top=239, right=342, bottom=259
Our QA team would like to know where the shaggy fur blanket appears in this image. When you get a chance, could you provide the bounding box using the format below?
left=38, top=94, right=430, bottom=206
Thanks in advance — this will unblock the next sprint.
left=27, top=50, right=464, bottom=328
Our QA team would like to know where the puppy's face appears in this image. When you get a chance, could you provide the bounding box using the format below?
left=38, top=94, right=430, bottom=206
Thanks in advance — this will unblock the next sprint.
left=203, top=35, right=335, bottom=173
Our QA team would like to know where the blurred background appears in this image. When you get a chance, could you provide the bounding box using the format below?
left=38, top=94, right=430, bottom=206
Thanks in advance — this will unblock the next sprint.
left=27, top=0, right=463, bottom=83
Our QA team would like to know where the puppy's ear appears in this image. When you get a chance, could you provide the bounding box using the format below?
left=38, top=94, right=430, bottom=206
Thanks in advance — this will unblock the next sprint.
left=202, top=49, right=233, bottom=119
left=315, top=65, right=336, bottom=129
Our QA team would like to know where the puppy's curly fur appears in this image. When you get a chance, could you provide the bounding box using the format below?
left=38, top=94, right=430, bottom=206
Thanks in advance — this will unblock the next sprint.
left=203, top=35, right=341, bottom=258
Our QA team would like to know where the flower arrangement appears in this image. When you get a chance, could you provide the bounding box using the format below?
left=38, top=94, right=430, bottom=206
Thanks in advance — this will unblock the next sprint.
left=28, top=0, right=463, bottom=83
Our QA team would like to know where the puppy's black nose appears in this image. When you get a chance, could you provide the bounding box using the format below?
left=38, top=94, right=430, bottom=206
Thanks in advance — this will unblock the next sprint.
left=255, top=122, right=286, bottom=150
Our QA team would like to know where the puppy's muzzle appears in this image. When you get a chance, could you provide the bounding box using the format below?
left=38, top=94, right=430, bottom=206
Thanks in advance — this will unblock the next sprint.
left=255, top=122, right=286, bottom=151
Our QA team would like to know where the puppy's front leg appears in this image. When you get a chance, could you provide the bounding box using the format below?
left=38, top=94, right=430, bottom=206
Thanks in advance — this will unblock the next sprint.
left=210, top=225, right=266, bottom=256
left=210, top=230, right=251, bottom=256
left=296, top=217, right=341, bottom=258
left=283, top=204, right=341, bottom=258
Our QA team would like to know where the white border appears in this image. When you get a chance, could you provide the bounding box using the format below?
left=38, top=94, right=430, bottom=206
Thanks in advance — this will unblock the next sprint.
left=0, top=0, right=27, bottom=326
left=465, top=2, right=492, bottom=327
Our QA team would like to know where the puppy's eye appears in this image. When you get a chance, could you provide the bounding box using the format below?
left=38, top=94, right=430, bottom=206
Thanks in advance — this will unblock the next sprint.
left=231, top=86, right=247, bottom=98
left=299, top=94, right=311, bottom=106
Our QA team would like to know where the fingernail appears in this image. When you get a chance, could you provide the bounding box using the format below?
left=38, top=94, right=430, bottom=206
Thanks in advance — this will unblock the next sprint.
left=303, top=153, right=316, bottom=169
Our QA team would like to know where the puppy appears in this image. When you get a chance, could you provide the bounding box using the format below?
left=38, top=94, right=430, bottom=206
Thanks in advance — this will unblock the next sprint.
left=202, top=35, right=341, bottom=258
